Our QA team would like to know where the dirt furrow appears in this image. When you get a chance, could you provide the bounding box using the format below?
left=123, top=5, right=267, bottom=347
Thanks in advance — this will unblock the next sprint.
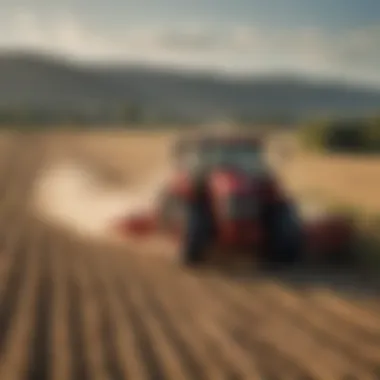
left=309, top=289, right=380, bottom=338
left=0, top=253, right=12, bottom=294
left=25, top=228, right=55, bottom=380
left=203, top=275, right=348, bottom=380
left=248, top=282, right=380, bottom=373
left=0, top=229, right=31, bottom=358
left=143, top=262, right=315, bottom=379
left=50, top=231, right=73, bottom=380
left=66, top=240, right=91, bottom=380
left=114, top=253, right=227, bottom=380
left=121, top=255, right=264, bottom=380
left=112, top=250, right=219, bottom=380
left=123, top=273, right=194, bottom=380
left=0, top=225, right=44, bottom=380
left=114, top=274, right=167, bottom=380
left=208, top=277, right=377, bottom=379
left=79, top=246, right=151, bottom=380
left=80, top=247, right=136, bottom=380
left=69, top=241, right=109, bottom=380
left=183, top=278, right=294, bottom=380
left=0, top=208, right=17, bottom=296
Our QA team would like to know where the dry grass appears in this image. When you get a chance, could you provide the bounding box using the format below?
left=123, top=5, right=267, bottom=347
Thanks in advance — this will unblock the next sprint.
left=0, top=131, right=379, bottom=379
left=44, top=130, right=176, bottom=189
left=49, top=130, right=380, bottom=213
left=280, top=153, right=380, bottom=214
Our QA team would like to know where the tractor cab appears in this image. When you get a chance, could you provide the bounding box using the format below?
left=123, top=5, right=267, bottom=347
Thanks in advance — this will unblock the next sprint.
left=172, top=134, right=283, bottom=204
left=174, top=135, right=270, bottom=179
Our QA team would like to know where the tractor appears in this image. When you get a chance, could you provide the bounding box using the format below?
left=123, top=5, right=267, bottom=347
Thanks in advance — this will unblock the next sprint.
left=115, top=133, right=357, bottom=269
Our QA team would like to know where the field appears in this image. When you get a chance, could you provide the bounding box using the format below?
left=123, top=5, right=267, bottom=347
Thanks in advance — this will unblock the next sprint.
left=1, top=131, right=380, bottom=380
left=64, top=130, right=380, bottom=213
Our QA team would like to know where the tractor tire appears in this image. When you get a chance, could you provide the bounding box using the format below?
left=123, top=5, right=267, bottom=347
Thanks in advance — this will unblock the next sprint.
left=180, top=205, right=210, bottom=266
left=263, top=202, right=303, bottom=268
left=180, top=173, right=214, bottom=267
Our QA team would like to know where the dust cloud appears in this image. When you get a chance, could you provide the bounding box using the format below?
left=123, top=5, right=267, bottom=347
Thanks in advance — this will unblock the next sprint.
left=32, top=158, right=171, bottom=241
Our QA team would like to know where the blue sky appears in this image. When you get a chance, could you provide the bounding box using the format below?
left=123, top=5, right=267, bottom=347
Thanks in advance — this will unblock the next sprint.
left=1, top=0, right=380, bottom=84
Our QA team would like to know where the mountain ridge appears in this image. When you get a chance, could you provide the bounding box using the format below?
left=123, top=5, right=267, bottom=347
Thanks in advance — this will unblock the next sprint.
left=0, top=51, right=379, bottom=122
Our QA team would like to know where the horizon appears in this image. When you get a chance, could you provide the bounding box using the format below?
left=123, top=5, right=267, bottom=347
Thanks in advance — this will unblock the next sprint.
left=0, top=1, right=380, bottom=86
left=2, top=49, right=380, bottom=92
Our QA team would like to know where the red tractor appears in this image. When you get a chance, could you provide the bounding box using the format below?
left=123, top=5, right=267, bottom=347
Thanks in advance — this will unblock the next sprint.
left=116, top=133, right=357, bottom=269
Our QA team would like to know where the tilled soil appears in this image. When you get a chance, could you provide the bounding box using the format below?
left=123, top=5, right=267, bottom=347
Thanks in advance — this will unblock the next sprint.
left=0, top=135, right=380, bottom=380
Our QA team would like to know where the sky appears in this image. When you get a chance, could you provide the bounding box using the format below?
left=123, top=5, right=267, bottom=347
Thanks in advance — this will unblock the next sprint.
left=1, top=0, right=380, bottom=84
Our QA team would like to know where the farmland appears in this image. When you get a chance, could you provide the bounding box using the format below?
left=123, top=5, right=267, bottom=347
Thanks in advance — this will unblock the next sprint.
left=0, top=131, right=380, bottom=380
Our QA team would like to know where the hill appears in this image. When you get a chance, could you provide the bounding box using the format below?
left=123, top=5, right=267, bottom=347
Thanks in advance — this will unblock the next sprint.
left=0, top=51, right=380, bottom=123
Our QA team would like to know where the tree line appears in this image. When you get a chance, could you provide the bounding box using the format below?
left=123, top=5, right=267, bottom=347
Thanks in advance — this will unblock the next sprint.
left=298, top=116, right=380, bottom=154
left=0, top=104, right=299, bottom=129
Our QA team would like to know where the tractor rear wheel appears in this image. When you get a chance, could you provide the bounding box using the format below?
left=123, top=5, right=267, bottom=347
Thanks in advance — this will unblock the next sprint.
left=262, top=202, right=303, bottom=268
left=180, top=205, right=212, bottom=266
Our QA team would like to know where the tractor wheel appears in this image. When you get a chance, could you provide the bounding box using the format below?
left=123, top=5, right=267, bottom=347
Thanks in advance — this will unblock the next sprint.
left=263, top=202, right=303, bottom=268
left=180, top=205, right=210, bottom=267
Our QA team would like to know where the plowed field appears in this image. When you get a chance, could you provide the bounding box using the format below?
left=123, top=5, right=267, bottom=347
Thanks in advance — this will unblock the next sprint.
left=0, top=133, right=380, bottom=380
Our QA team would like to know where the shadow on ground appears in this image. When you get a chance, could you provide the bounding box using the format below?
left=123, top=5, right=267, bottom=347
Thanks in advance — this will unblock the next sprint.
left=199, top=237, right=380, bottom=300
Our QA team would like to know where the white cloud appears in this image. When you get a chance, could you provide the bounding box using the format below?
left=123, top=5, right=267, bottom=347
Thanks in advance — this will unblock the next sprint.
left=1, top=9, right=380, bottom=85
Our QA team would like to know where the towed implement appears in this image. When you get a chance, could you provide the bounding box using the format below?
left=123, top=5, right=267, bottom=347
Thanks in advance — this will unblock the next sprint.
left=115, top=133, right=357, bottom=269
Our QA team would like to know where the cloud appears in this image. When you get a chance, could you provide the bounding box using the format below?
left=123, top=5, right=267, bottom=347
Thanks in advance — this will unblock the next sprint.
left=1, top=8, right=380, bottom=85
